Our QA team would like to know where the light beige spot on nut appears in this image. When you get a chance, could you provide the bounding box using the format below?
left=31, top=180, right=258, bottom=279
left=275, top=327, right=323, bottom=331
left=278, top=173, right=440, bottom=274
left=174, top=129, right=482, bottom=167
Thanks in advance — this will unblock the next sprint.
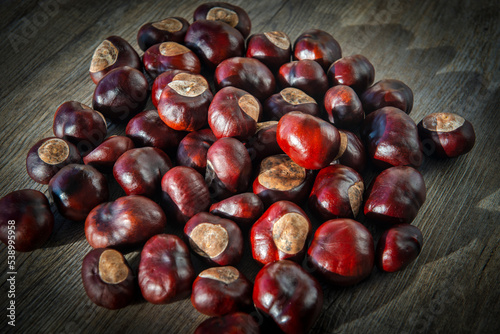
left=206, top=7, right=239, bottom=27
left=98, top=249, right=129, bottom=284
left=348, top=181, right=364, bottom=217
left=189, top=223, right=229, bottom=258
left=264, top=31, right=290, bottom=49
left=159, top=42, right=190, bottom=56
left=333, top=131, right=348, bottom=160
left=238, top=94, right=260, bottom=122
left=38, top=138, right=69, bottom=165
left=199, top=266, right=239, bottom=284
left=422, top=112, right=465, bottom=132
left=90, top=40, right=118, bottom=73
left=272, top=212, right=309, bottom=254
left=280, top=88, right=316, bottom=105
left=168, top=74, right=208, bottom=97
left=152, top=17, right=183, bottom=32
left=258, top=154, right=306, bottom=191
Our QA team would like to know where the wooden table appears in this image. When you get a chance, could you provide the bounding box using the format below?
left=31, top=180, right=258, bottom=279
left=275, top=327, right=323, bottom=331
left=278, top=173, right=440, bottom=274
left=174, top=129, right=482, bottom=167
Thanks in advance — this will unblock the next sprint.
left=1, top=0, right=499, bottom=333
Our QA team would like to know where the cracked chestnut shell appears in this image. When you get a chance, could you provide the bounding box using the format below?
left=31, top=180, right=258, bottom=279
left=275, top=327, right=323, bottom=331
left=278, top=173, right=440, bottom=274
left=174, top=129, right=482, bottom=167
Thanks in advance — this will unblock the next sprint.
left=361, top=79, right=413, bottom=115
left=83, top=136, right=135, bottom=173
left=194, top=2, right=252, bottom=38
left=194, top=312, right=260, bottom=334
left=137, top=17, right=190, bottom=51
left=293, top=29, right=342, bottom=71
left=210, top=192, right=264, bottom=229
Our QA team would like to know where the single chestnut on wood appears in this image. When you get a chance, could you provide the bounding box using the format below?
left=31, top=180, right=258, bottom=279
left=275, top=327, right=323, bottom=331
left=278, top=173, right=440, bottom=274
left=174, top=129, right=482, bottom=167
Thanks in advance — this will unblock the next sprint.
left=327, top=54, right=375, bottom=93
left=194, top=312, right=260, bottom=334
left=137, top=17, right=190, bottom=51
left=210, top=192, right=264, bottom=229
left=143, top=42, right=201, bottom=78
left=83, top=136, right=135, bottom=173
left=277, top=60, right=329, bottom=101
left=324, top=85, right=364, bottom=129
left=176, top=128, right=217, bottom=175
left=246, top=31, right=291, bottom=72
left=193, top=2, right=252, bottom=38
left=263, top=88, right=319, bottom=121
left=293, top=29, right=342, bottom=71
left=330, top=130, right=367, bottom=173
left=361, top=79, right=414, bottom=114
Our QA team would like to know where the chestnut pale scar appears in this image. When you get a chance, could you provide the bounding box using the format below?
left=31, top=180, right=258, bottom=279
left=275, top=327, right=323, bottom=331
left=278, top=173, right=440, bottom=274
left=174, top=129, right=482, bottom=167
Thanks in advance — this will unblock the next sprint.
left=159, top=42, right=190, bottom=56
left=189, top=223, right=229, bottom=258
left=168, top=74, right=208, bottom=97
left=38, top=138, right=69, bottom=165
left=280, top=87, right=316, bottom=105
left=238, top=94, right=260, bottom=122
left=422, top=112, right=465, bottom=132
left=272, top=212, right=309, bottom=254
left=98, top=249, right=129, bottom=284
left=90, top=40, right=118, bottom=72
left=258, top=154, right=306, bottom=191
left=348, top=181, right=364, bottom=217
left=206, top=7, right=239, bottom=27
left=264, top=31, right=290, bottom=49
left=199, top=266, right=239, bottom=284
left=152, top=18, right=183, bottom=32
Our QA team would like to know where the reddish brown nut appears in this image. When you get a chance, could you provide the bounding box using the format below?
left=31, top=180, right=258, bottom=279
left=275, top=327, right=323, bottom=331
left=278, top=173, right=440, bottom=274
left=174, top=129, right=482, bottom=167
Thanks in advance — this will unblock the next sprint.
left=81, top=248, right=136, bottom=309
left=361, top=106, right=423, bottom=168
left=253, top=260, right=323, bottom=334
left=184, top=20, right=244, bottom=70
left=194, top=312, right=260, bottom=334
left=113, top=147, right=172, bottom=198
left=85, top=195, right=167, bottom=249
left=361, top=79, right=414, bottom=115
left=330, top=130, right=366, bottom=173
left=293, top=29, right=342, bottom=71
left=89, top=36, right=141, bottom=84
left=364, top=166, right=426, bottom=225
left=26, top=137, right=81, bottom=184
left=250, top=201, right=312, bottom=265
left=143, top=42, right=201, bottom=78
left=83, top=136, right=135, bottom=173
left=206, top=137, right=252, bottom=199
left=417, top=112, right=475, bottom=158
left=377, top=224, right=423, bottom=272
left=92, top=66, right=149, bottom=122
left=277, top=111, right=340, bottom=170
left=158, top=72, right=213, bottom=131
left=208, top=87, right=262, bottom=140
left=278, top=60, right=328, bottom=101
left=308, top=164, right=364, bottom=220
left=138, top=234, right=195, bottom=304
left=191, top=266, right=253, bottom=316
left=176, top=128, right=217, bottom=175
left=263, top=88, right=319, bottom=121
left=245, top=121, right=283, bottom=164
left=49, top=164, right=109, bottom=221
left=324, top=85, right=364, bottom=129
left=210, top=193, right=264, bottom=229
left=0, top=189, right=54, bottom=252
left=185, top=212, right=243, bottom=266
left=246, top=31, right=291, bottom=72
left=151, top=70, right=194, bottom=108
left=194, top=2, right=251, bottom=38
left=327, top=54, right=375, bottom=93
left=137, top=17, right=190, bottom=51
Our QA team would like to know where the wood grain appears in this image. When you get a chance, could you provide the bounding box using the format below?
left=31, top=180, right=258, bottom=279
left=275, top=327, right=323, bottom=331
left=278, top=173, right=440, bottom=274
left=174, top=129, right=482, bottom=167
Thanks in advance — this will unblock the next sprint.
left=1, top=0, right=499, bottom=333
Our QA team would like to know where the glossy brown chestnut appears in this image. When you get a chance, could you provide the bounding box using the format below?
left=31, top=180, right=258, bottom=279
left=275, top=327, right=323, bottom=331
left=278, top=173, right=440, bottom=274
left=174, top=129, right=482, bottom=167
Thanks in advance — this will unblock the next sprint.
left=324, top=85, right=364, bottom=129
left=293, top=29, right=342, bottom=71
left=85, top=195, right=167, bottom=249
left=246, top=31, right=291, bottom=72
left=361, top=106, right=423, bottom=168
left=327, top=54, right=375, bottom=93
left=113, top=147, right=172, bottom=198
left=151, top=70, right=193, bottom=108
left=184, top=19, right=244, bottom=70
left=191, top=266, right=253, bottom=316
left=364, top=166, right=426, bottom=225
left=330, top=130, right=366, bottom=173
left=193, top=2, right=252, bottom=38
left=26, top=137, right=81, bottom=184
left=92, top=66, right=149, bottom=122
left=245, top=121, right=283, bottom=164
left=263, top=88, right=319, bottom=121
left=250, top=201, right=312, bottom=265
left=81, top=248, right=136, bottom=309
left=277, top=111, right=340, bottom=170
left=143, top=42, right=201, bottom=78
left=89, top=35, right=141, bottom=84
left=277, top=60, right=328, bottom=101
left=0, top=189, right=54, bottom=252
left=253, top=260, right=323, bottom=334
left=417, top=112, right=476, bottom=158
left=361, top=79, right=414, bottom=114
left=210, top=192, right=264, bottom=229
left=138, top=234, right=195, bottom=304
left=137, top=17, right=190, bottom=51
left=49, top=164, right=109, bottom=221
left=184, top=212, right=243, bottom=266
left=208, top=86, right=262, bottom=140
left=377, top=224, right=423, bottom=272
left=176, top=128, right=217, bottom=175
left=83, top=136, right=135, bottom=173
left=194, top=312, right=260, bottom=334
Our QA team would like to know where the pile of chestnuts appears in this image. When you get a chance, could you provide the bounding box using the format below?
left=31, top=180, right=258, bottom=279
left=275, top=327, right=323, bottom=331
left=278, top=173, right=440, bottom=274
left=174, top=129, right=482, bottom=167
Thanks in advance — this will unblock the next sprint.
left=0, top=2, right=476, bottom=333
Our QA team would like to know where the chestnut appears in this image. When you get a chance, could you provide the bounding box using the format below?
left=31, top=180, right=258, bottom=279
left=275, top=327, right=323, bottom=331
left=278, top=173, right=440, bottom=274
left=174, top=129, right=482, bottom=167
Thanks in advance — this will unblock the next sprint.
left=361, top=106, right=423, bottom=168
left=83, top=135, right=135, bottom=173
left=184, top=212, right=243, bottom=266
left=253, top=260, right=323, bottom=334
left=277, top=111, right=340, bottom=170
left=246, top=31, right=291, bottom=72
left=92, top=66, right=149, bottom=122
left=361, top=79, right=414, bottom=114
left=277, top=60, right=328, bottom=101
left=210, top=192, right=264, bottom=229
left=245, top=121, right=283, bottom=164
left=263, top=87, right=319, bottom=121
left=113, top=147, right=173, bottom=198
left=208, top=86, right=262, bottom=140
left=193, top=2, right=251, bottom=38
left=417, top=112, right=475, bottom=158
left=26, top=137, right=81, bottom=184
left=81, top=248, right=136, bottom=309
left=158, top=72, right=213, bottom=131
left=324, top=85, right=364, bottom=129
left=307, top=219, right=374, bottom=286
left=308, top=164, right=364, bottom=220
left=293, top=29, right=342, bottom=71
left=138, top=234, right=195, bottom=304
left=151, top=70, right=199, bottom=108
left=161, top=166, right=211, bottom=224
left=327, top=54, right=375, bottom=93
left=137, top=17, right=190, bottom=51
left=377, top=224, right=423, bottom=272
left=89, top=35, right=141, bottom=84
left=194, top=312, right=260, bottom=334
left=0, top=189, right=54, bottom=252
left=250, top=201, right=312, bottom=265
left=85, top=195, right=167, bottom=249
left=184, top=19, right=244, bottom=70
left=215, top=57, right=276, bottom=102
left=330, top=130, right=366, bottom=173
left=49, top=164, right=109, bottom=221
left=364, top=166, right=426, bottom=225
left=206, top=137, right=252, bottom=199
left=191, top=266, right=253, bottom=316
left=143, top=42, right=201, bottom=78
left=176, top=128, right=217, bottom=175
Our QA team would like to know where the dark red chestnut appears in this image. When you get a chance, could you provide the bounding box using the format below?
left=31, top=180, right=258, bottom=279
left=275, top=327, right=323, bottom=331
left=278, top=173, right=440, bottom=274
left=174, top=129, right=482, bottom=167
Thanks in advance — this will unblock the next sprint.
left=246, top=31, right=291, bottom=72
left=327, top=54, right=375, bottom=93
left=26, top=137, right=81, bottom=184
left=49, top=164, right=109, bottom=221
left=194, top=2, right=251, bottom=38
left=307, top=218, right=374, bottom=286
left=81, top=248, right=136, bottom=309
left=138, top=234, right=195, bottom=304
left=89, top=36, right=141, bottom=84
left=263, top=87, right=319, bottom=121
left=143, top=42, right=201, bottom=78
left=417, top=112, right=475, bottom=158
left=251, top=201, right=312, bottom=265
left=191, top=266, right=253, bottom=316
left=324, top=85, right=364, bottom=129
left=0, top=189, right=54, bottom=252
left=137, top=17, right=190, bottom=51
left=85, top=195, right=167, bottom=249
left=245, top=121, right=283, bottom=164
left=176, top=128, right=217, bottom=175
left=330, top=130, right=366, bottom=173
left=364, top=166, right=426, bottom=225
left=83, top=135, right=135, bottom=173
left=253, top=260, right=323, bottom=334
left=194, top=312, right=260, bottom=334
left=184, top=212, right=243, bottom=266
left=277, top=60, right=328, bottom=101
left=361, top=79, right=414, bottom=114
left=293, top=29, right=341, bottom=71
left=151, top=70, right=196, bottom=108
left=210, top=192, right=264, bottom=229
left=377, top=224, right=423, bottom=272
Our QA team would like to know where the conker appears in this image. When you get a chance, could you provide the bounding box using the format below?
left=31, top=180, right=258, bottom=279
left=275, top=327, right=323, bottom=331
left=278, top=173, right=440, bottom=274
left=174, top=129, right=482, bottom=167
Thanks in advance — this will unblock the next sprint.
left=327, top=54, right=375, bottom=93
left=246, top=31, right=291, bottom=72
left=330, top=130, right=366, bottom=173
left=83, top=135, right=135, bottom=173
left=176, top=128, right=217, bottom=175
left=324, top=85, right=364, bottom=129
left=263, top=87, right=319, bottom=121
left=210, top=192, right=264, bottom=229
left=151, top=70, right=198, bottom=108
left=293, top=29, right=342, bottom=71
left=361, top=79, right=414, bottom=114
left=137, top=17, right=190, bottom=51
left=277, top=60, right=328, bottom=101
left=245, top=121, right=283, bottom=164
left=143, top=42, right=201, bottom=78
left=194, top=2, right=251, bottom=38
